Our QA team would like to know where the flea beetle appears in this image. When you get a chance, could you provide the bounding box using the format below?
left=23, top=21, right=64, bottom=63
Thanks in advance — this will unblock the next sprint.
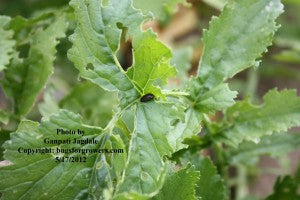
left=140, top=93, right=155, bottom=102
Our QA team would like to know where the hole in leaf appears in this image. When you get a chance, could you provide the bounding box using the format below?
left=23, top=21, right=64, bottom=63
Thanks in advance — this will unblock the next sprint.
left=141, top=172, right=149, bottom=181
left=116, top=22, right=123, bottom=29
left=170, top=118, right=180, bottom=126
left=96, top=161, right=103, bottom=169
left=118, top=39, right=133, bottom=71
left=86, top=63, right=94, bottom=70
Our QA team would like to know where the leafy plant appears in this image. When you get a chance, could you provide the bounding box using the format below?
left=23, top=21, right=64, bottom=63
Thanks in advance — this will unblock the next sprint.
left=0, top=0, right=299, bottom=199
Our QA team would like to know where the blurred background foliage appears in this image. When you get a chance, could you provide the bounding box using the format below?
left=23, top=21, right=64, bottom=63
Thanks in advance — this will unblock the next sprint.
left=0, top=0, right=299, bottom=199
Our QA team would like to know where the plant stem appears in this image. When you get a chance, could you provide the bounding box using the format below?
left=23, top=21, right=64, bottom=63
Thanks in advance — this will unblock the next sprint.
left=236, top=164, right=249, bottom=200
left=246, top=68, right=259, bottom=101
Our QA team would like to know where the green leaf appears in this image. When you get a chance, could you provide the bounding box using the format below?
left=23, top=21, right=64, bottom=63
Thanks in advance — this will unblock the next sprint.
left=0, top=130, right=10, bottom=160
left=266, top=176, right=300, bottom=200
left=153, top=164, right=200, bottom=200
left=0, top=110, right=106, bottom=200
left=68, top=0, right=142, bottom=108
left=9, top=12, right=54, bottom=35
left=170, top=108, right=202, bottom=151
left=38, top=85, right=60, bottom=118
left=171, top=47, right=193, bottom=82
left=127, top=31, right=177, bottom=98
left=223, top=89, right=300, bottom=147
left=0, top=16, right=15, bottom=71
left=228, top=133, right=300, bottom=165
left=115, top=102, right=185, bottom=198
left=108, top=134, right=127, bottom=178
left=66, top=2, right=196, bottom=198
left=182, top=155, right=228, bottom=200
left=133, top=0, right=188, bottom=21
left=198, top=0, right=284, bottom=88
left=195, top=157, right=228, bottom=200
left=60, top=81, right=118, bottom=128
left=1, top=15, right=68, bottom=116
left=188, top=77, right=237, bottom=114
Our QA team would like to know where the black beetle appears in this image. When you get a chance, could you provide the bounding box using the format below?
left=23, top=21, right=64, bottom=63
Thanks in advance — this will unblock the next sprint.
left=140, top=93, right=155, bottom=102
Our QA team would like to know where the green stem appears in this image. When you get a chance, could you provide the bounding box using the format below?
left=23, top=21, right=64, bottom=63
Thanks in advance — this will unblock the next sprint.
left=213, top=143, right=228, bottom=179
left=246, top=68, right=259, bottom=101
left=236, top=164, right=249, bottom=200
